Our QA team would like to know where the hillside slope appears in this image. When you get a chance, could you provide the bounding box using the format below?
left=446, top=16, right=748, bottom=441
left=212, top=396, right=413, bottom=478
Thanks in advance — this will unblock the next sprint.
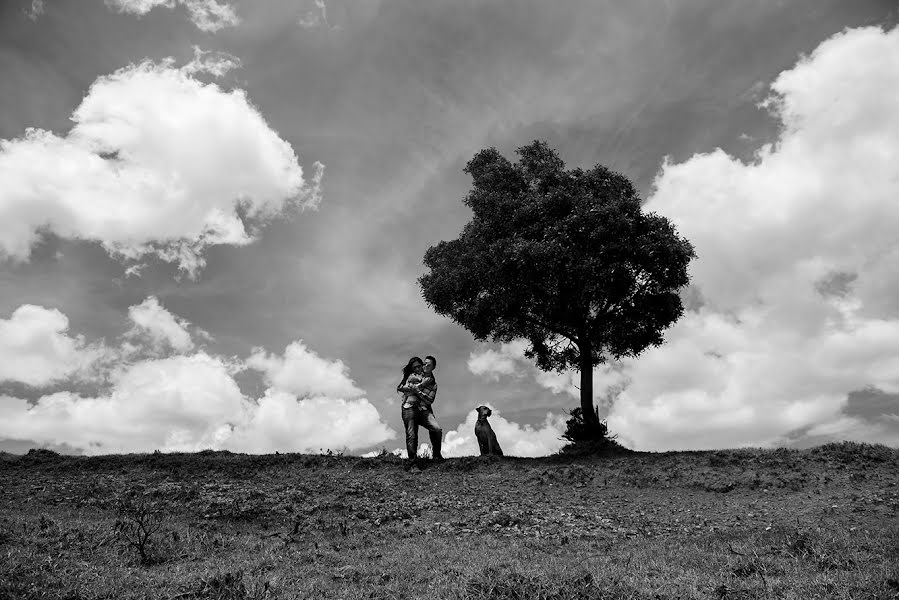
left=1, top=442, right=897, bottom=599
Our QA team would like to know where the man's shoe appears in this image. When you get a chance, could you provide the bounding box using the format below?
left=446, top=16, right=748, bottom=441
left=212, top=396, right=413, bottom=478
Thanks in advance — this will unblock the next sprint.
left=432, top=455, right=445, bottom=463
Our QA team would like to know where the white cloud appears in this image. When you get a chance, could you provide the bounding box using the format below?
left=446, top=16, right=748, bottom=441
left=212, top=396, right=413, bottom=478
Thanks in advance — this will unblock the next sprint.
left=469, top=340, right=629, bottom=412
left=0, top=55, right=322, bottom=277
left=611, top=26, right=899, bottom=450
left=442, top=408, right=567, bottom=457
left=0, top=349, right=395, bottom=455
left=127, top=296, right=195, bottom=353
left=0, top=302, right=395, bottom=454
left=0, top=353, right=244, bottom=453
left=226, top=390, right=395, bottom=454
left=247, top=341, right=364, bottom=400
left=182, top=46, right=241, bottom=78
left=462, top=27, right=899, bottom=451
left=0, top=305, right=100, bottom=387
left=105, top=0, right=239, bottom=32
left=466, top=339, right=528, bottom=381
left=798, top=415, right=899, bottom=448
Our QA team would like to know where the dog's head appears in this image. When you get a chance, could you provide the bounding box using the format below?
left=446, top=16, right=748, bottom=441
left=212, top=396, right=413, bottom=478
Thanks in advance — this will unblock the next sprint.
left=475, top=405, right=492, bottom=418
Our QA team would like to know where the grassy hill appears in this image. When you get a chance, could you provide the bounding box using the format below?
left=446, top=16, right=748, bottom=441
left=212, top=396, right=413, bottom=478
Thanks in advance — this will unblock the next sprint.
left=1, top=442, right=897, bottom=599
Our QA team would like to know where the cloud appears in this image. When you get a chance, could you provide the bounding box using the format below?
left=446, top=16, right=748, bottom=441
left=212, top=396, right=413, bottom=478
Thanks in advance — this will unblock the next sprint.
left=442, top=408, right=567, bottom=457
left=105, top=0, right=239, bottom=32
left=0, top=304, right=395, bottom=454
left=468, top=341, right=629, bottom=413
left=247, top=341, right=365, bottom=400
left=0, top=350, right=394, bottom=455
left=614, top=26, right=899, bottom=450
left=225, top=390, right=395, bottom=454
left=0, top=305, right=100, bottom=387
left=182, top=46, right=241, bottom=78
left=0, top=55, right=322, bottom=277
left=127, top=296, right=195, bottom=353
left=466, top=339, right=528, bottom=381
left=462, top=27, right=899, bottom=451
left=0, top=353, right=244, bottom=453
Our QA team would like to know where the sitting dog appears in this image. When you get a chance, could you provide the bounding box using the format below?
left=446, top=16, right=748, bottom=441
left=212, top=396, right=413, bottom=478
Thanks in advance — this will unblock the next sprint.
left=474, top=405, right=503, bottom=456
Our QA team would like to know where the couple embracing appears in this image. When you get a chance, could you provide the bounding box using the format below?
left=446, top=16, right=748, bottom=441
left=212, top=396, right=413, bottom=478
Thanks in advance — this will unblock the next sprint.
left=397, top=355, right=443, bottom=470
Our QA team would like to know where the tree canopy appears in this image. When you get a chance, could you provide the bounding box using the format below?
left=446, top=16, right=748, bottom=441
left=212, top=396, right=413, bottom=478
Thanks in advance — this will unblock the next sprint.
left=418, top=141, right=695, bottom=429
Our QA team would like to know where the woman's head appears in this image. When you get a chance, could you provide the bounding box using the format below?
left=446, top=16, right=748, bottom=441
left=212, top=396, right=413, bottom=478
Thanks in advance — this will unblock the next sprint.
left=402, top=356, right=424, bottom=380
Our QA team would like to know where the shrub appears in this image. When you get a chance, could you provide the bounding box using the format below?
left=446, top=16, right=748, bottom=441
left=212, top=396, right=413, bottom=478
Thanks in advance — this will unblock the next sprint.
left=114, top=492, right=166, bottom=564
left=559, top=406, right=628, bottom=456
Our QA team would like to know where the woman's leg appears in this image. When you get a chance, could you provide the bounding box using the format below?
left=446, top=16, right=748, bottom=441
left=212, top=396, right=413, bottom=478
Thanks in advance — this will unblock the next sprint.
left=402, top=407, right=418, bottom=465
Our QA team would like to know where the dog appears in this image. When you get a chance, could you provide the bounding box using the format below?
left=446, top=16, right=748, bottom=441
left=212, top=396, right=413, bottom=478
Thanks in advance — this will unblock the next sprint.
left=474, top=405, right=503, bottom=456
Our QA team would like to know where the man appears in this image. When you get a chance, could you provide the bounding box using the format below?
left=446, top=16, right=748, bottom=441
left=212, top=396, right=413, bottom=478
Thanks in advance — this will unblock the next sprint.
left=398, top=355, right=444, bottom=470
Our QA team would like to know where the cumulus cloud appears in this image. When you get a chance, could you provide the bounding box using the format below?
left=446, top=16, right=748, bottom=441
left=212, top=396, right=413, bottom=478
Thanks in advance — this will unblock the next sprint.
left=466, top=339, right=528, bottom=381
left=127, top=296, right=195, bottom=353
left=0, top=305, right=395, bottom=454
left=226, top=390, right=395, bottom=454
left=0, top=305, right=100, bottom=387
left=105, top=0, right=239, bottom=32
left=0, top=353, right=244, bottom=453
left=247, top=341, right=364, bottom=399
left=0, top=55, right=322, bottom=277
left=611, top=25, right=899, bottom=450
left=0, top=350, right=394, bottom=455
left=468, top=341, right=629, bottom=412
left=442, top=408, right=567, bottom=457
left=463, top=27, right=899, bottom=451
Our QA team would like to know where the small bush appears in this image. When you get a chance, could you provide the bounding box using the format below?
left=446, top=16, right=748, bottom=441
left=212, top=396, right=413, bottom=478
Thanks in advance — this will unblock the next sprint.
left=114, top=492, right=166, bottom=565
left=559, top=406, right=628, bottom=456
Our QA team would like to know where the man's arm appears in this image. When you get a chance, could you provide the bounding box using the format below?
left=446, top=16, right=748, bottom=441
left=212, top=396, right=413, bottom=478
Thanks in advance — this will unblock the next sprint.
left=416, top=378, right=437, bottom=406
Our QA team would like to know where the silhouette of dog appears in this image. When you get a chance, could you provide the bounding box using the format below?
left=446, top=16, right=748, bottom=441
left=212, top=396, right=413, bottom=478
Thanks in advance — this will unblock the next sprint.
left=474, top=406, right=503, bottom=456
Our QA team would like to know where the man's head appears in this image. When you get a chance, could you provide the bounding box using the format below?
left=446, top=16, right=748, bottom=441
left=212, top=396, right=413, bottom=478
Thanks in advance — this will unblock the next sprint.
left=423, top=355, right=437, bottom=374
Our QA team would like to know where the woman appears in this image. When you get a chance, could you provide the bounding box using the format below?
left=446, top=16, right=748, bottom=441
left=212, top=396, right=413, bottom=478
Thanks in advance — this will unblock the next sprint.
left=397, top=355, right=443, bottom=470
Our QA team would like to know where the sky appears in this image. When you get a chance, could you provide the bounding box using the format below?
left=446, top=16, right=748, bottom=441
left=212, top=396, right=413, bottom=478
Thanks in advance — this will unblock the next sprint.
left=1, top=0, right=898, bottom=456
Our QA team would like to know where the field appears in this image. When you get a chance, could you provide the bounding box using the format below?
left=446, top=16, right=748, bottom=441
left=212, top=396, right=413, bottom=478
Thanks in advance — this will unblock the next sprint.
left=1, top=442, right=897, bottom=599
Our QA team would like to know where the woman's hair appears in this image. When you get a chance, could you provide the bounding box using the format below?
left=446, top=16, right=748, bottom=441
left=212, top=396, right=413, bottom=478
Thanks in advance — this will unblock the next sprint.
left=398, top=356, right=423, bottom=391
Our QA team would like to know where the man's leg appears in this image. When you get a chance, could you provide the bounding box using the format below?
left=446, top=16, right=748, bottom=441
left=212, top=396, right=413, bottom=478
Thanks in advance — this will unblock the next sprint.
left=421, top=410, right=443, bottom=460
left=402, top=407, right=419, bottom=468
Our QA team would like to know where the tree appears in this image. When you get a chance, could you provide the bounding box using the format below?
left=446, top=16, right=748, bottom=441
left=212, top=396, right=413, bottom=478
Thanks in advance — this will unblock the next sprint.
left=418, top=141, right=695, bottom=431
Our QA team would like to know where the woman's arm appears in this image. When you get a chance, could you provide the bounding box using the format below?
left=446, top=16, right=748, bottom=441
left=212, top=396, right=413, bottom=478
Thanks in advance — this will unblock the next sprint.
left=397, top=375, right=420, bottom=394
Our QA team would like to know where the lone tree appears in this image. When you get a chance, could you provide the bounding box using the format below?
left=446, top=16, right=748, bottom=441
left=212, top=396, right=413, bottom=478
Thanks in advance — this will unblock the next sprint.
left=419, top=141, right=695, bottom=433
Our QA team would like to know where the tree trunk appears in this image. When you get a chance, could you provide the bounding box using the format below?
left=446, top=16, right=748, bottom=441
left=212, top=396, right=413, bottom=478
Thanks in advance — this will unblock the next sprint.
left=578, top=338, right=599, bottom=427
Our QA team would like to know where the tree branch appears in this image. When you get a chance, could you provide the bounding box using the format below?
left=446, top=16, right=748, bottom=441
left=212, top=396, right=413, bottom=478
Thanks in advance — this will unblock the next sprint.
left=520, top=313, right=579, bottom=345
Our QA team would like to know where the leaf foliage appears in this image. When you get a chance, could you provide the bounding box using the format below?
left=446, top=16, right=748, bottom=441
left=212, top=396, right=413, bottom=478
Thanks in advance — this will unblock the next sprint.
left=419, top=141, right=695, bottom=374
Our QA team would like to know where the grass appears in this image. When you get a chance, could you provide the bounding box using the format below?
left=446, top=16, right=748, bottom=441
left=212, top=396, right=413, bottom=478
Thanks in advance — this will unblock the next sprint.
left=0, top=442, right=897, bottom=599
